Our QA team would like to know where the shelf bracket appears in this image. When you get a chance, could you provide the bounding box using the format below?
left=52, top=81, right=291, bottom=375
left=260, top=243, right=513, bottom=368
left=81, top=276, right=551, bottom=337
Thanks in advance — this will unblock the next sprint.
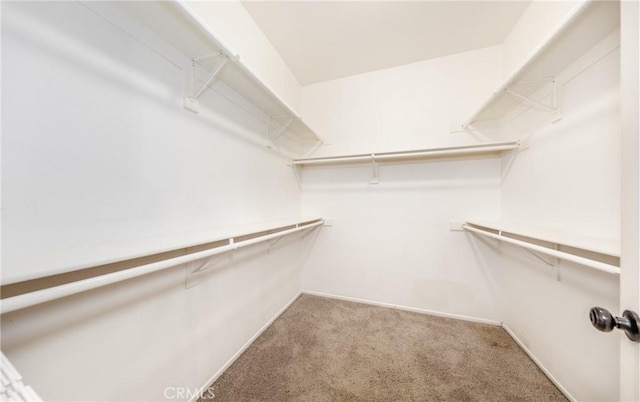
left=523, top=244, right=562, bottom=280
left=268, top=235, right=287, bottom=254
left=505, top=77, right=560, bottom=118
left=269, top=115, right=295, bottom=142
left=553, top=243, right=561, bottom=281
left=185, top=260, right=205, bottom=289
left=184, top=52, right=229, bottom=113
left=501, top=145, right=521, bottom=183
left=370, top=154, right=379, bottom=184
left=289, top=164, right=302, bottom=188
left=269, top=223, right=320, bottom=252
left=303, top=140, right=326, bottom=157
left=185, top=238, right=234, bottom=288
left=524, top=247, right=556, bottom=268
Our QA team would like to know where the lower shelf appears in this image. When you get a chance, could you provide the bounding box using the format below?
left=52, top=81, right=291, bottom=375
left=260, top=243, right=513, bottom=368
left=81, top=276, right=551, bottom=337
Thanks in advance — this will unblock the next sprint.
left=464, top=221, right=620, bottom=275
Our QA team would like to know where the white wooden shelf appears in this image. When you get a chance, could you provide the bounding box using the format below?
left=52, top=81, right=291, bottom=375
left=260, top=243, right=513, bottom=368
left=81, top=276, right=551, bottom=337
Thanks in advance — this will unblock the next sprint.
left=467, top=220, right=620, bottom=257
left=465, top=220, right=620, bottom=275
left=105, top=1, right=323, bottom=146
left=292, top=141, right=520, bottom=167
left=1, top=217, right=323, bottom=286
left=1, top=217, right=324, bottom=314
left=461, top=0, right=620, bottom=129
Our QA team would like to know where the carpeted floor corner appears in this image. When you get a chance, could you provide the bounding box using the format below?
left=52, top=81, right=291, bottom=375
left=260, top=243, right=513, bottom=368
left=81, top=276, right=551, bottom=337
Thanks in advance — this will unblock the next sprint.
left=200, top=295, right=566, bottom=402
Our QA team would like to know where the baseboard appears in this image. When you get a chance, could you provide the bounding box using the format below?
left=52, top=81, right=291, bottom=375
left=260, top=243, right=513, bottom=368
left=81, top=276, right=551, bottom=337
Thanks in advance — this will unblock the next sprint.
left=301, top=290, right=502, bottom=326
left=501, top=323, right=576, bottom=402
left=190, top=291, right=302, bottom=402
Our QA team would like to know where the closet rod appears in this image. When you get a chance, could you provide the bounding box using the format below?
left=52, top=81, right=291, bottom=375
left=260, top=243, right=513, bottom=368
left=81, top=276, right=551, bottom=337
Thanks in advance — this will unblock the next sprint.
left=1, top=220, right=323, bottom=315
left=292, top=142, right=519, bottom=165
left=462, top=224, right=620, bottom=275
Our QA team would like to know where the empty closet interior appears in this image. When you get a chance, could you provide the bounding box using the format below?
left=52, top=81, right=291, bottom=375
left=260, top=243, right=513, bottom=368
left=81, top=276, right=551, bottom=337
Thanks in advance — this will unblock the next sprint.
left=1, top=1, right=637, bottom=401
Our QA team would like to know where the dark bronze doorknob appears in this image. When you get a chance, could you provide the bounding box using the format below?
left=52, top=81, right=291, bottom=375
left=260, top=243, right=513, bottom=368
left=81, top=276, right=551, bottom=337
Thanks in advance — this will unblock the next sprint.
left=590, top=307, right=640, bottom=342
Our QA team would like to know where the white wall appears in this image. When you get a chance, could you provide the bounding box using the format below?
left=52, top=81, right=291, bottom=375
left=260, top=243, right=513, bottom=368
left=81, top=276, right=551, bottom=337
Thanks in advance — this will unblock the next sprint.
left=299, top=47, right=504, bottom=323
left=301, top=46, right=503, bottom=156
left=300, top=159, right=503, bottom=323
left=1, top=2, right=311, bottom=400
left=491, top=28, right=621, bottom=402
left=185, top=0, right=303, bottom=115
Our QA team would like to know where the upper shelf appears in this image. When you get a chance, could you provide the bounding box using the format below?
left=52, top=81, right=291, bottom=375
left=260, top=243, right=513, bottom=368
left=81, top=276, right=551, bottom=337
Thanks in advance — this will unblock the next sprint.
left=461, top=0, right=620, bottom=129
left=109, top=1, right=323, bottom=146
left=292, top=141, right=520, bottom=167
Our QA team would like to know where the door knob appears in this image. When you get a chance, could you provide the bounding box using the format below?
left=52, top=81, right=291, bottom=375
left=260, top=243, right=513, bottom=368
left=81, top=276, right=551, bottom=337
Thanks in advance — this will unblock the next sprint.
left=589, top=307, right=640, bottom=342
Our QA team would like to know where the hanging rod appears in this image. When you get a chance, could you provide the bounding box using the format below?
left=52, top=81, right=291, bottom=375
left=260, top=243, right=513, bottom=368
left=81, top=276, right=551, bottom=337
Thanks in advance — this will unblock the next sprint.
left=0, top=219, right=323, bottom=315
left=462, top=224, right=620, bottom=275
left=292, top=141, right=519, bottom=166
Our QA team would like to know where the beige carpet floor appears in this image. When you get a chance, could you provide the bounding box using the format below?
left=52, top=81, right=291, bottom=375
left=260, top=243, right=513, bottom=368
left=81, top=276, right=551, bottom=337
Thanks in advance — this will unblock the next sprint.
left=200, top=295, right=566, bottom=402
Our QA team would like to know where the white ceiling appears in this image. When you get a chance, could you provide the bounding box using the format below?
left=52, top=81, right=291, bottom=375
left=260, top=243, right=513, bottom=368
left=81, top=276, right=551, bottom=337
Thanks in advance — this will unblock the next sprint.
left=241, top=1, right=531, bottom=85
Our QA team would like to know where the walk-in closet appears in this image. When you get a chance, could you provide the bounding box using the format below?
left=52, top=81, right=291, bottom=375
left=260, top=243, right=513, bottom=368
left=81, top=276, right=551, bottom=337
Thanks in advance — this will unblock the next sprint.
left=1, top=1, right=638, bottom=401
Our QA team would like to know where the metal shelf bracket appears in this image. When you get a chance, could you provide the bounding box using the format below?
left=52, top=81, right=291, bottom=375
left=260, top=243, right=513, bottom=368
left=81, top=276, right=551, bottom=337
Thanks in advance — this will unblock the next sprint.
left=523, top=247, right=556, bottom=268
left=520, top=246, right=562, bottom=281
left=185, top=238, right=233, bottom=288
left=268, top=227, right=296, bottom=253
left=184, top=52, right=229, bottom=113
left=370, top=154, right=379, bottom=184
left=505, top=77, right=560, bottom=118
left=289, top=164, right=302, bottom=188
left=269, top=115, right=295, bottom=142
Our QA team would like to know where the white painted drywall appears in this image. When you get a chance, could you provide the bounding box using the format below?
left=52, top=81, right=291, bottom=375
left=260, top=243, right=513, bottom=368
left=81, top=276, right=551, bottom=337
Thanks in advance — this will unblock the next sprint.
left=301, top=46, right=503, bottom=156
left=491, top=28, right=621, bottom=401
left=299, top=47, right=504, bottom=322
left=185, top=0, right=303, bottom=115
left=1, top=2, right=311, bottom=401
left=300, top=159, right=503, bottom=323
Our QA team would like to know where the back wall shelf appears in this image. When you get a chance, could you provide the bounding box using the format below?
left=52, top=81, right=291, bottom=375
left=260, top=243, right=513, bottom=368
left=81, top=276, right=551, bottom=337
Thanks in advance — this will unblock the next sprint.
left=291, top=141, right=520, bottom=183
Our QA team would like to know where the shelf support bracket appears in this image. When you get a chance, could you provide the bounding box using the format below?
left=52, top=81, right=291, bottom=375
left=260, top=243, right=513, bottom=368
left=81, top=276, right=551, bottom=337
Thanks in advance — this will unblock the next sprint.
left=268, top=235, right=286, bottom=254
left=523, top=247, right=556, bottom=268
left=505, top=77, right=559, bottom=118
left=370, top=154, right=379, bottom=184
left=289, top=164, right=302, bottom=188
left=184, top=52, right=229, bottom=113
left=185, top=238, right=234, bottom=288
left=501, top=145, right=521, bottom=183
left=185, top=260, right=205, bottom=289
left=269, top=115, right=295, bottom=142
left=553, top=243, right=561, bottom=281
left=269, top=223, right=319, bottom=252
left=519, top=238, right=561, bottom=280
